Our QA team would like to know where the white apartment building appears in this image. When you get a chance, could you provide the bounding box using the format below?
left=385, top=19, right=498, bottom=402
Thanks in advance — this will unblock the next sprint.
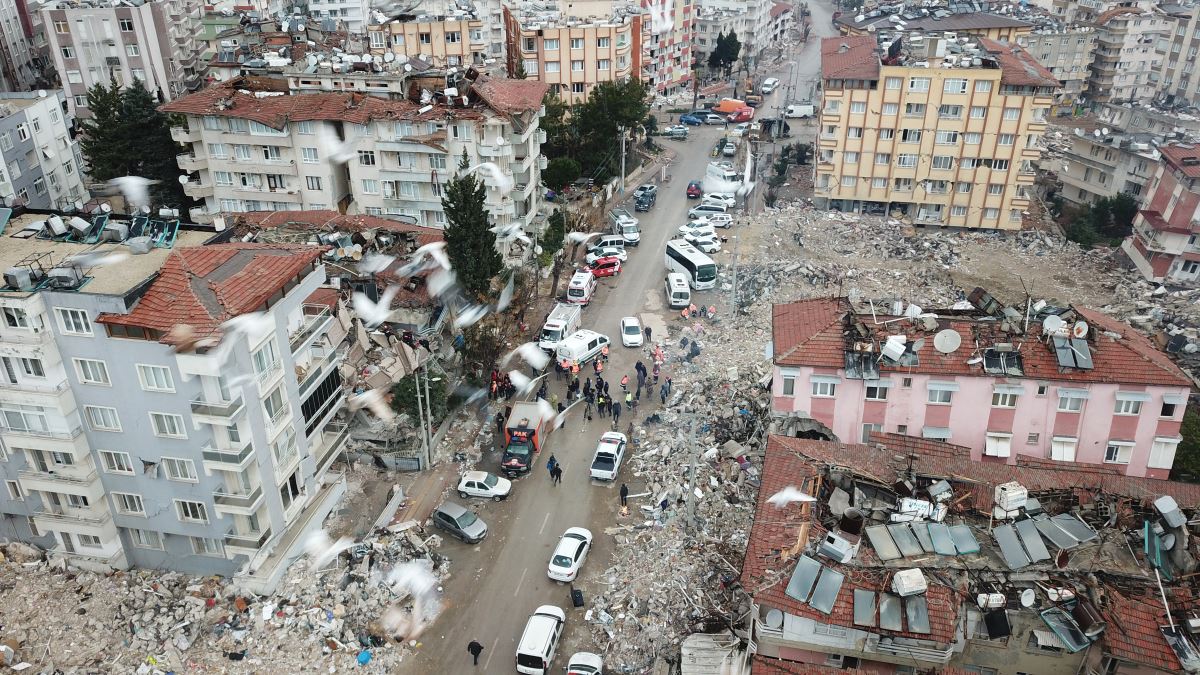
left=0, top=0, right=40, bottom=91
left=0, top=90, right=86, bottom=210
left=308, top=0, right=370, bottom=31
left=1088, top=0, right=1167, bottom=105
left=39, top=0, right=205, bottom=118
left=0, top=213, right=349, bottom=592
left=161, top=76, right=549, bottom=233
left=696, top=0, right=773, bottom=66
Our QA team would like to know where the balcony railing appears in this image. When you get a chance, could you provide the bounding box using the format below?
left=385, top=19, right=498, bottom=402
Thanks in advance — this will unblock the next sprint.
left=225, top=527, right=272, bottom=550
left=298, top=347, right=344, bottom=398
left=201, top=441, right=254, bottom=466
left=3, top=378, right=70, bottom=395
left=315, top=421, right=351, bottom=474
left=0, top=423, right=83, bottom=440
left=213, top=485, right=263, bottom=509
left=18, top=465, right=98, bottom=486
left=36, top=506, right=111, bottom=526
left=170, top=126, right=199, bottom=143
left=191, top=393, right=244, bottom=419
left=289, top=304, right=333, bottom=353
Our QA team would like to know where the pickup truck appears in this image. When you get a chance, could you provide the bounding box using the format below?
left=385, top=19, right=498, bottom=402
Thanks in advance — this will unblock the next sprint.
left=608, top=208, right=641, bottom=246
left=589, top=431, right=628, bottom=481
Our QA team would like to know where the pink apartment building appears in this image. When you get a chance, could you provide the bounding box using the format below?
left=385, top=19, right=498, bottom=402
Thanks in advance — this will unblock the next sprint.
left=771, top=296, right=1193, bottom=479
left=1123, top=142, right=1200, bottom=284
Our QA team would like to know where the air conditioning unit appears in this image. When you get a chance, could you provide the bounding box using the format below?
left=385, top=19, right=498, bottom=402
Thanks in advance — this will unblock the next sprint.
left=996, top=481, right=1028, bottom=512
left=892, top=569, right=928, bottom=597
left=4, top=267, right=37, bottom=291
left=818, top=531, right=858, bottom=564
left=46, top=266, right=85, bottom=290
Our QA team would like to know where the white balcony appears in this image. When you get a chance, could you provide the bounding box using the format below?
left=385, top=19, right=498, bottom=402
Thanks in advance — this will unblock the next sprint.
left=176, top=152, right=206, bottom=171
left=478, top=142, right=514, bottom=159
left=17, top=456, right=102, bottom=500
left=47, top=544, right=128, bottom=573
left=201, top=441, right=255, bottom=472
left=35, top=503, right=112, bottom=529
left=288, top=304, right=333, bottom=355
left=190, top=393, right=245, bottom=426
left=313, top=420, right=350, bottom=477
left=171, top=126, right=200, bottom=143
left=213, top=484, right=264, bottom=516
left=0, top=327, right=52, bottom=345
left=225, top=526, right=273, bottom=553
left=183, top=180, right=214, bottom=199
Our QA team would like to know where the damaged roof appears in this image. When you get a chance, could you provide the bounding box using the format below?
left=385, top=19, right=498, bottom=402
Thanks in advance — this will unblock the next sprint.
left=1159, top=143, right=1200, bottom=179
left=978, top=38, right=1061, bottom=88
left=771, top=297, right=1192, bottom=387
left=467, top=75, right=549, bottom=115
left=1101, top=590, right=1191, bottom=672
left=234, top=210, right=443, bottom=246
left=820, top=37, right=880, bottom=81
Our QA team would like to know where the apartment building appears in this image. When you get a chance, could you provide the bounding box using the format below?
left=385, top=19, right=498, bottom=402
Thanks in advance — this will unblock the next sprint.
left=835, top=12, right=1034, bottom=43
left=767, top=2, right=793, bottom=48
left=1097, top=99, right=1200, bottom=136
left=815, top=34, right=1056, bottom=230
left=502, top=2, right=642, bottom=104
left=1157, top=3, right=1200, bottom=107
left=1088, top=1, right=1166, bottom=105
left=0, top=0, right=40, bottom=91
left=0, top=91, right=86, bottom=210
left=1058, top=128, right=1159, bottom=206
left=308, top=0, right=369, bottom=31
left=693, top=7, right=749, bottom=71
left=641, top=0, right=694, bottom=97
left=0, top=212, right=349, bottom=591
left=40, top=0, right=206, bottom=118
left=1017, top=24, right=1097, bottom=115
left=770, top=296, right=1192, bottom=479
left=161, top=75, right=548, bottom=233
left=696, top=0, right=774, bottom=66
left=367, top=13, right=490, bottom=69
left=1026, top=0, right=1112, bottom=23
left=1123, top=142, right=1200, bottom=284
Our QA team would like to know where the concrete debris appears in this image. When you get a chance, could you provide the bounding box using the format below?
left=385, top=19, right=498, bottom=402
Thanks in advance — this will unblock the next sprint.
left=0, top=524, right=447, bottom=672
left=2, top=542, right=45, bottom=564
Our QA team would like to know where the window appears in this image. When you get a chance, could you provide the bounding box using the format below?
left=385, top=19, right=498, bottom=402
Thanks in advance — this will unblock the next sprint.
left=596, top=37, right=608, bottom=48
left=882, top=103, right=898, bottom=115
left=264, top=385, right=289, bottom=424
left=841, top=176, right=857, bottom=187
left=3, top=307, right=29, bottom=328
left=908, top=77, right=930, bottom=91
left=192, top=537, right=223, bottom=556
left=100, top=450, right=133, bottom=474
left=865, top=384, right=888, bottom=400
left=76, top=534, right=102, bottom=549
left=113, top=492, right=145, bottom=515
left=850, top=101, right=867, bottom=113
left=935, top=131, right=959, bottom=145
left=991, top=159, right=1009, bottom=171
left=71, top=358, right=108, bottom=385
left=780, top=375, right=796, bottom=396
left=151, top=413, right=186, bottom=439
left=213, top=171, right=233, bottom=187
left=1114, top=398, right=1143, bottom=415
left=60, top=47, right=74, bottom=59
left=135, top=364, right=173, bottom=392
left=126, top=44, right=139, bottom=56
left=297, top=147, right=318, bottom=164
left=975, top=80, right=993, bottom=93
left=522, top=59, right=539, bottom=75
left=253, top=339, right=279, bottom=378
left=998, top=133, right=1015, bottom=146
left=992, top=392, right=1018, bottom=407
left=886, top=77, right=902, bottom=89
left=812, top=380, right=837, bottom=397
left=1027, top=433, right=1040, bottom=445
left=824, top=100, right=840, bottom=113
left=85, top=406, right=120, bottom=432
left=1149, top=437, right=1181, bottom=469
left=1104, top=442, right=1133, bottom=464
left=572, top=60, right=584, bottom=71
left=904, top=103, right=926, bottom=116
left=879, top=129, right=894, bottom=140
left=847, top=127, right=863, bottom=139
left=932, top=156, right=953, bottom=170
left=970, top=106, right=986, bottom=119
left=130, top=528, right=162, bottom=549
left=1003, top=107, right=1020, bottom=121
left=964, top=132, right=982, bottom=144
left=928, top=389, right=953, bottom=404
left=74, top=95, right=87, bottom=108
left=305, top=176, right=323, bottom=191
left=984, top=433, right=1012, bottom=457
left=900, top=128, right=921, bottom=143
left=862, top=423, right=883, bottom=443
left=598, top=59, right=610, bottom=71
left=957, top=181, right=972, bottom=193
left=15, top=357, right=42, bottom=378
left=55, top=20, right=69, bottom=33
left=358, top=150, right=376, bottom=166
left=119, top=18, right=134, bottom=31
left=369, top=31, right=386, bottom=49
left=32, top=178, right=46, bottom=196
left=523, top=37, right=536, bottom=52
left=163, top=457, right=197, bottom=481
left=875, top=153, right=891, bottom=165
left=938, top=104, right=962, bottom=118
left=175, top=500, right=208, bottom=523
left=897, top=154, right=918, bottom=168
left=66, top=494, right=89, bottom=508
left=297, top=121, right=314, bottom=135
left=131, top=68, right=144, bottom=81
left=943, top=78, right=968, bottom=94
left=361, top=179, right=380, bottom=194
left=419, top=32, right=431, bottom=44
left=6, top=480, right=22, bottom=501
left=983, top=208, right=999, bottom=219
left=988, top=183, right=1003, bottom=195
left=872, top=177, right=887, bottom=188
left=951, top=206, right=968, bottom=217
left=445, top=31, right=461, bottom=44
left=897, top=425, right=908, bottom=434
left=56, top=308, right=91, bottom=335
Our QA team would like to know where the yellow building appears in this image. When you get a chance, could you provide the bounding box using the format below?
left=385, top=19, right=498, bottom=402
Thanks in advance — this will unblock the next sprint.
left=366, top=17, right=487, bottom=68
left=815, top=34, right=1058, bottom=230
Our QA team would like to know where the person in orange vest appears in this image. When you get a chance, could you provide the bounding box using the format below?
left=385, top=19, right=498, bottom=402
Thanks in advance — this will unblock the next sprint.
left=620, top=374, right=629, bottom=391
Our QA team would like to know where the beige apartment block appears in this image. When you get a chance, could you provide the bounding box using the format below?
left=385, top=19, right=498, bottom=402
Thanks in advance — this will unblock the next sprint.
left=815, top=34, right=1058, bottom=230
left=1017, top=25, right=1096, bottom=114
left=1088, top=0, right=1166, bottom=105
left=366, top=17, right=488, bottom=69
left=1157, top=3, right=1200, bottom=107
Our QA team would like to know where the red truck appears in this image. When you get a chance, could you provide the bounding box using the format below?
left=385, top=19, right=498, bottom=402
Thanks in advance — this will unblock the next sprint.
left=501, top=402, right=547, bottom=477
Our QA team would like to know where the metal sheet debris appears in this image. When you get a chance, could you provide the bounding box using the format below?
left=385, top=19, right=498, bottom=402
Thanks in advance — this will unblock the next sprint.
left=865, top=525, right=903, bottom=561
left=994, top=524, right=1032, bottom=569
left=1015, top=518, right=1051, bottom=563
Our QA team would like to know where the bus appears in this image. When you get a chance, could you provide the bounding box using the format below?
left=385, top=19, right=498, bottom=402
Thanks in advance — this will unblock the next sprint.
left=664, top=239, right=717, bottom=290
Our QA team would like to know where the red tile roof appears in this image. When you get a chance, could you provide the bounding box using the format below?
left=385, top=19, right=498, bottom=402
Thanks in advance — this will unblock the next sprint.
left=1137, top=209, right=1196, bottom=236
left=468, top=76, right=549, bottom=116
left=743, top=436, right=961, bottom=646
left=1100, top=591, right=1183, bottom=672
left=234, top=210, right=443, bottom=246
left=821, top=37, right=880, bottom=81
left=305, top=287, right=341, bottom=311
left=1159, top=143, right=1200, bottom=179
left=979, top=38, right=1060, bottom=88
left=770, top=2, right=792, bottom=19
left=160, top=85, right=487, bottom=130
left=771, top=297, right=1192, bottom=387
left=98, top=244, right=324, bottom=346
left=780, top=433, right=1200, bottom=511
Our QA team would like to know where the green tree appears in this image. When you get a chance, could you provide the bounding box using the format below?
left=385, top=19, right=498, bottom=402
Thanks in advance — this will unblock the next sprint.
left=442, top=151, right=502, bottom=298
left=1172, top=406, right=1200, bottom=481
left=722, top=31, right=742, bottom=75
left=389, top=373, right=447, bottom=423
left=570, top=79, right=650, bottom=180
left=78, top=78, right=127, bottom=181
left=542, top=157, right=581, bottom=192
left=539, top=208, right=567, bottom=267
left=707, top=32, right=726, bottom=71
left=514, top=60, right=528, bottom=80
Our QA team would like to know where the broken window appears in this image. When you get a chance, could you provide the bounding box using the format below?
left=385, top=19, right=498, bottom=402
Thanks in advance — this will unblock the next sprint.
left=983, top=350, right=1024, bottom=376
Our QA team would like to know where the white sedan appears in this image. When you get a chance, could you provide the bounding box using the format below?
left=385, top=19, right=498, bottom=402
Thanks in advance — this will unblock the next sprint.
left=547, top=527, right=593, bottom=582
left=620, top=316, right=643, bottom=347
left=566, top=652, right=604, bottom=675
left=584, top=245, right=628, bottom=265
left=686, top=234, right=723, bottom=253
left=457, top=470, right=512, bottom=501
left=678, top=222, right=717, bottom=240
left=729, top=123, right=751, bottom=137
left=702, top=193, right=737, bottom=207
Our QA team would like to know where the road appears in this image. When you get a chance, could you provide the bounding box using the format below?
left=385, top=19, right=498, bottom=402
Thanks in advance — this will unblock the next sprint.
left=399, top=120, right=730, bottom=675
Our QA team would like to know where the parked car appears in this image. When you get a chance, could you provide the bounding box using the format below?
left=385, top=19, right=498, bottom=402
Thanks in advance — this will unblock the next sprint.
left=679, top=222, right=717, bottom=240
left=546, top=527, right=593, bottom=582
left=689, top=203, right=729, bottom=219
left=588, top=256, right=622, bottom=278
left=634, top=192, right=655, bottom=212
left=686, top=180, right=703, bottom=198
left=722, top=140, right=738, bottom=157
left=620, top=316, right=643, bottom=347
left=584, top=245, right=628, bottom=265
left=679, top=114, right=703, bottom=125
left=686, top=234, right=722, bottom=253
left=431, top=502, right=488, bottom=544
left=589, top=432, right=627, bottom=481
left=701, top=213, right=734, bottom=228
left=702, top=193, right=737, bottom=207
left=566, top=652, right=604, bottom=675
left=663, top=125, right=689, bottom=138
left=785, top=103, right=816, bottom=118
left=457, top=471, right=512, bottom=501
left=730, top=123, right=751, bottom=137
left=633, top=184, right=657, bottom=200
left=704, top=113, right=725, bottom=125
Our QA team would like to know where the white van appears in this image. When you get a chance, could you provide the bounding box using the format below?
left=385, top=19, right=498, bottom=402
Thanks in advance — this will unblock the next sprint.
left=665, top=273, right=691, bottom=308
left=761, top=77, right=780, bottom=94
left=555, top=329, right=611, bottom=365
left=689, top=203, right=728, bottom=219
left=516, top=605, right=566, bottom=674
left=595, top=234, right=626, bottom=251
left=566, top=270, right=597, bottom=305
left=785, top=103, right=815, bottom=118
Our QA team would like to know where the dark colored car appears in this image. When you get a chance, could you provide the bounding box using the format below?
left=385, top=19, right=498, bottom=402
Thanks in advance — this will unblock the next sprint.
left=635, top=193, right=655, bottom=211
left=431, top=502, right=488, bottom=544
left=679, top=114, right=703, bottom=125
left=589, top=256, right=622, bottom=278
left=686, top=181, right=703, bottom=199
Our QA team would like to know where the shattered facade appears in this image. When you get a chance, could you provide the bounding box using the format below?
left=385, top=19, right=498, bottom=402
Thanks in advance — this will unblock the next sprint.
left=1123, top=142, right=1200, bottom=285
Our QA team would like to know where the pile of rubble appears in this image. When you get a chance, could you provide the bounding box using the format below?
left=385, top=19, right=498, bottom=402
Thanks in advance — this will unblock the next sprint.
left=0, top=526, right=446, bottom=673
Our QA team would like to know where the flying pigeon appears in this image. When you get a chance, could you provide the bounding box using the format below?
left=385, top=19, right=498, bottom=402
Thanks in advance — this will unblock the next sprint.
left=767, top=486, right=817, bottom=508
left=352, top=286, right=399, bottom=328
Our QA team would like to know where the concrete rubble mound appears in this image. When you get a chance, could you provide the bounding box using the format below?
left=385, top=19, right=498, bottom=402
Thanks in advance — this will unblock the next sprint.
left=0, top=526, right=446, bottom=673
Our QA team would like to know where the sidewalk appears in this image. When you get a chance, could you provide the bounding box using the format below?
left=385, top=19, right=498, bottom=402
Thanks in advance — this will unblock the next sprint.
left=387, top=461, right=458, bottom=526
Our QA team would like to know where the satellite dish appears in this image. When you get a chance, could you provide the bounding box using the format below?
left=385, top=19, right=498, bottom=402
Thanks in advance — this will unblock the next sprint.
left=1093, top=129, right=1101, bottom=137
left=1102, top=128, right=1110, bottom=136
left=100, top=203, right=112, bottom=213
left=904, top=304, right=923, bottom=318
left=933, top=329, right=962, bottom=354
left=36, top=89, right=47, bottom=98
left=384, top=51, right=395, bottom=63
left=912, top=338, right=926, bottom=353
left=1072, top=321, right=1089, bottom=339
left=1020, top=589, right=1036, bottom=607
left=178, top=175, right=190, bottom=184
left=1042, top=315, right=1064, bottom=334
left=1162, top=533, right=1177, bottom=551
left=765, top=608, right=785, bottom=629
left=967, top=356, right=984, bottom=365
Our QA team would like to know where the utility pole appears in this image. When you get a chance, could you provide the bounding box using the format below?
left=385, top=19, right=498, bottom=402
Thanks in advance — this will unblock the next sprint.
left=422, top=366, right=435, bottom=464
left=414, top=367, right=430, bottom=470
left=729, top=233, right=740, bottom=315
left=685, top=414, right=701, bottom=533
left=618, top=126, right=627, bottom=196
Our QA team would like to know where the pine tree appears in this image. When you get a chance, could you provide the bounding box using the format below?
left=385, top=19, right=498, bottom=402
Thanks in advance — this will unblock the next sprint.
left=78, top=78, right=126, bottom=181
left=119, top=79, right=187, bottom=207
left=442, top=151, right=501, bottom=298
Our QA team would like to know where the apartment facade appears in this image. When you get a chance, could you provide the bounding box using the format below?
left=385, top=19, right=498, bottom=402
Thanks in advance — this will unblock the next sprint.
left=1123, top=143, right=1200, bottom=284
left=0, top=91, right=86, bottom=209
left=41, top=0, right=205, bottom=118
left=1058, top=129, right=1158, bottom=206
left=161, top=76, right=548, bottom=232
left=815, top=35, right=1056, bottom=230
left=696, top=0, right=773, bottom=65
left=0, top=218, right=349, bottom=591
left=1157, top=3, right=1200, bottom=107
left=1017, top=25, right=1097, bottom=115
left=1088, top=2, right=1166, bottom=105
left=308, top=0, right=369, bottom=31
left=771, top=297, right=1192, bottom=479
left=502, top=5, right=642, bottom=104
left=641, top=0, right=694, bottom=97
left=0, top=0, right=39, bottom=91
left=366, top=15, right=490, bottom=69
